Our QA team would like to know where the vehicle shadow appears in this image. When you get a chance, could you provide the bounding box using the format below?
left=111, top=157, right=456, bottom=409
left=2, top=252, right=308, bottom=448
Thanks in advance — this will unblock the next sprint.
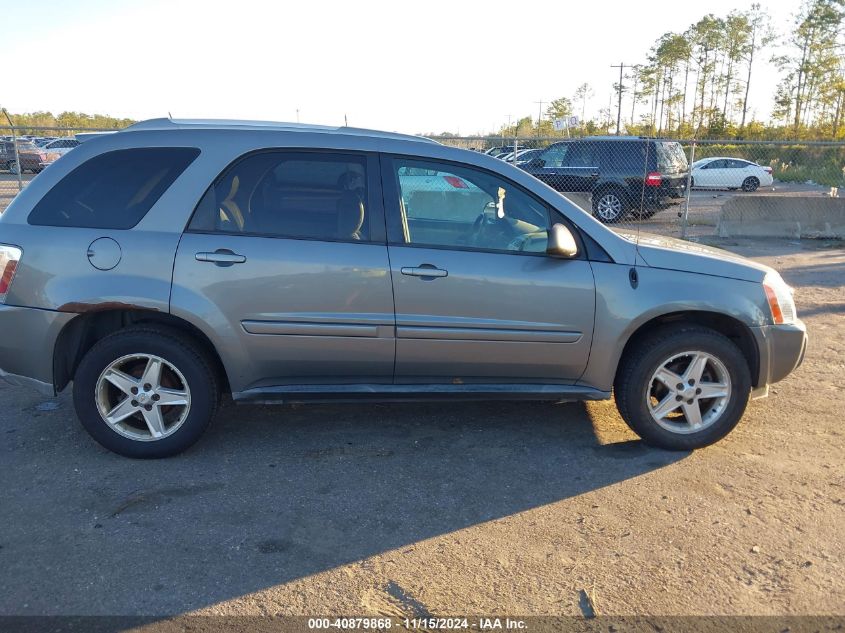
left=797, top=301, right=845, bottom=317
left=0, top=395, right=688, bottom=618
left=782, top=261, right=845, bottom=289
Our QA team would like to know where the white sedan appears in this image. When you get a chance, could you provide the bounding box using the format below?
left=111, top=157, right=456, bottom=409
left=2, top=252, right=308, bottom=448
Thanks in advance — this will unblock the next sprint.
left=691, top=157, right=773, bottom=191
left=40, top=138, right=81, bottom=156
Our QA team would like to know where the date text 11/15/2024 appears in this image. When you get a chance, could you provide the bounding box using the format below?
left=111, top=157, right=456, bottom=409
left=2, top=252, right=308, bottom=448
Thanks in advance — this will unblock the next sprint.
left=307, top=617, right=527, bottom=630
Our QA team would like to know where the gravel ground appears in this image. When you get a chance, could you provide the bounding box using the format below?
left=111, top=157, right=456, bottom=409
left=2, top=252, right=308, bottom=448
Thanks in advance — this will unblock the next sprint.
left=0, top=237, right=842, bottom=620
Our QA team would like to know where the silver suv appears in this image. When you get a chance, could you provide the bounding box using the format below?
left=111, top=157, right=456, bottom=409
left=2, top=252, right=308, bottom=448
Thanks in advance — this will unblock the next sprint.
left=0, top=119, right=807, bottom=458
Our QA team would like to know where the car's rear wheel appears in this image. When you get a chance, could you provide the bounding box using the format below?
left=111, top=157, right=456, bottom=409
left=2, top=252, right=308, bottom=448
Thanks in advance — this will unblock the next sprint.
left=8, top=160, right=19, bottom=175
left=614, top=325, right=751, bottom=450
left=72, top=327, right=219, bottom=458
left=592, top=188, right=628, bottom=223
left=741, top=176, right=759, bottom=192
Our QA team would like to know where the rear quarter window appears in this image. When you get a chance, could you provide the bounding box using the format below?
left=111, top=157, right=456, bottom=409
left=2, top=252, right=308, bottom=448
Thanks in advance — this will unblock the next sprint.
left=28, top=147, right=200, bottom=229
left=657, top=142, right=689, bottom=173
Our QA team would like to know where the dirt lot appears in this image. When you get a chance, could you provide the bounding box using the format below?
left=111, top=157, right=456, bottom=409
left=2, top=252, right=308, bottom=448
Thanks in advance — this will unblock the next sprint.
left=0, top=236, right=842, bottom=622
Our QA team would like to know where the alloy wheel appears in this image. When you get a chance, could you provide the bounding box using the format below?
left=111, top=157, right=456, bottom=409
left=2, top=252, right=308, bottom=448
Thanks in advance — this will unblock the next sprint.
left=596, top=193, right=623, bottom=221
left=95, top=353, right=192, bottom=441
left=742, top=177, right=759, bottom=192
left=646, top=351, right=732, bottom=435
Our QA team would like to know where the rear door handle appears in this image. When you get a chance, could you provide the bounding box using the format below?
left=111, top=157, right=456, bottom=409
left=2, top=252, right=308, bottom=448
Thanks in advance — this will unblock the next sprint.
left=401, top=265, right=448, bottom=279
left=195, top=250, right=247, bottom=265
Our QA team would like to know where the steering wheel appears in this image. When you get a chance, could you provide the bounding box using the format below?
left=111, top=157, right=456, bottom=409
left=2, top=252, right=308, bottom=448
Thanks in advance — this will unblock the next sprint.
left=470, top=209, right=518, bottom=248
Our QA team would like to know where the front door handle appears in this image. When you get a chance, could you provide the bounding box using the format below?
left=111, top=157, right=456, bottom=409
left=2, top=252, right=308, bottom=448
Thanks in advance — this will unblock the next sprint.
left=401, top=265, right=448, bottom=279
left=195, top=249, right=247, bottom=266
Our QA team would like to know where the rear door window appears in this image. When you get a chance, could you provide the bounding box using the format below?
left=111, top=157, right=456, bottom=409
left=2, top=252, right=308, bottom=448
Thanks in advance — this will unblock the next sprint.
left=188, top=151, right=374, bottom=243
left=605, top=140, right=647, bottom=172
left=539, top=144, right=570, bottom=168
left=28, top=147, right=199, bottom=229
left=565, top=142, right=597, bottom=167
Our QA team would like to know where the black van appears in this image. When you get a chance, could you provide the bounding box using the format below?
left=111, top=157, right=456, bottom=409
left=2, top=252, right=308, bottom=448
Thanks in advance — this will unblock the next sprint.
left=520, top=136, right=690, bottom=223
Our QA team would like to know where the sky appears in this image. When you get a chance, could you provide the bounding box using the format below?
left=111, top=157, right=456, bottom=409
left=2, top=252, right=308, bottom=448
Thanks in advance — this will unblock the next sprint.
left=2, top=0, right=798, bottom=135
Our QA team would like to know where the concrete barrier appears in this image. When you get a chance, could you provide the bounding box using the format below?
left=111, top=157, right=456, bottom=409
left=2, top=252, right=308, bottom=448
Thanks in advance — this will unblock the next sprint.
left=717, top=195, right=845, bottom=239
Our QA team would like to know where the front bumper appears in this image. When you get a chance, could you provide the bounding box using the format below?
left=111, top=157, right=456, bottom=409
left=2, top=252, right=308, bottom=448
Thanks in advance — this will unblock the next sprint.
left=0, top=305, right=75, bottom=395
left=751, top=319, right=808, bottom=396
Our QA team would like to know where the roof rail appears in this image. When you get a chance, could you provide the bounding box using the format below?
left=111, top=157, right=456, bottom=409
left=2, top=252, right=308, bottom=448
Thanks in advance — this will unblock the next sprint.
left=122, top=118, right=438, bottom=143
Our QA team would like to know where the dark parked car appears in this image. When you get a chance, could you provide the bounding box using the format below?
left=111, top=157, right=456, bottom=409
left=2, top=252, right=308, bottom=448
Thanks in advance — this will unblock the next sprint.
left=521, top=136, right=690, bottom=223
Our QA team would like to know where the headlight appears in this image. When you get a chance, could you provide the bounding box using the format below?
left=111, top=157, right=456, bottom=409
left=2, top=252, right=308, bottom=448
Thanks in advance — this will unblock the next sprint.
left=763, top=272, right=797, bottom=324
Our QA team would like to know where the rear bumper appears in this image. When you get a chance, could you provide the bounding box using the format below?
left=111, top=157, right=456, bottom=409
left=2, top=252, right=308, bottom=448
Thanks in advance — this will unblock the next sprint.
left=751, top=319, right=808, bottom=394
left=0, top=305, right=75, bottom=395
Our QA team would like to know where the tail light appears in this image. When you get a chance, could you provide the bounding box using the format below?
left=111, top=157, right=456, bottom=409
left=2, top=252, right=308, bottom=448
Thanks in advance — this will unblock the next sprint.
left=764, top=167, right=773, bottom=174
left=645, top=171, right=662, bottom=187
left=0, top=245, right=22, bottom=303
left=443, top=175, right=468, bottom=189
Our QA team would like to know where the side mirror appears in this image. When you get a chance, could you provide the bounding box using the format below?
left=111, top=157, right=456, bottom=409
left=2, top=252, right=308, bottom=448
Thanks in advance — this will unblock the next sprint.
left=525, top=157, right=544, bottom=168
left=546, top=223, right=578, bottom=258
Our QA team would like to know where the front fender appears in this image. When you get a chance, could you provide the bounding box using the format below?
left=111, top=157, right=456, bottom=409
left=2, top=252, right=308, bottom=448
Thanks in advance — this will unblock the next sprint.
left=579, top=262, right=769, bottom=392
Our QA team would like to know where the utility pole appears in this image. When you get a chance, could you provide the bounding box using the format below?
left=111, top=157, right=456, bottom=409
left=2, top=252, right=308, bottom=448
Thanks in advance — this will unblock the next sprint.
left=503, top=114, right=512, bottom=148
left=534, top=100, right=545, bottom=138
left=610, top=62, right=627, bottom=135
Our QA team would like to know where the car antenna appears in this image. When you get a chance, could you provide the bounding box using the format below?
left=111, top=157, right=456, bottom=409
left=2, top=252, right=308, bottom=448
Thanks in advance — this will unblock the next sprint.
left=168, top=111, right=173, bottom=120
left=344, top=114, right=348, bottom=127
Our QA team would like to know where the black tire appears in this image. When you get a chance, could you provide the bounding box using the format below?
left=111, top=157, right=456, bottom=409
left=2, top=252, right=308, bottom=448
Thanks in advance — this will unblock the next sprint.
left=592, top=188, right=628, bottom=223
left=741, top=176, right=759, bottom=192
left=72, top=326, right=219, bottom=458
left=614, top=325, right=751, bottom=450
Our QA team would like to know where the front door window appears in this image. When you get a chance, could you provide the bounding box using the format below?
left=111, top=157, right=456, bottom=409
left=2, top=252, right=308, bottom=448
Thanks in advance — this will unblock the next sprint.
left=393, top=159, right=551, bottom=254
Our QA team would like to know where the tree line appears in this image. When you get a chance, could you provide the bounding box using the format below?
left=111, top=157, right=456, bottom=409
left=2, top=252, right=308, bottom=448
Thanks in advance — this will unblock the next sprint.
left=484, top=0, right=845, bottom=141
left=1, top=111, right=136, bottom=134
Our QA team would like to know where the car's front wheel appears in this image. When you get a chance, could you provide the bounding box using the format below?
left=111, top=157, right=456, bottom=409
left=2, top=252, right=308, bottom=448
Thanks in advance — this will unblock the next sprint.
left=8, top=160, right=19, bottom=175
left=72, top=327, right=219, bottom=458
left=614, top=325, right=751, bottom=450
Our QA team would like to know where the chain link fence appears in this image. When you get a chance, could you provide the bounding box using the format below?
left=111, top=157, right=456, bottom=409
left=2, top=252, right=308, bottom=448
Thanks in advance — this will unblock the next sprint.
left=2, top=126, right=844, bottom=242
left=438, top=136, right=845, bottom=241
